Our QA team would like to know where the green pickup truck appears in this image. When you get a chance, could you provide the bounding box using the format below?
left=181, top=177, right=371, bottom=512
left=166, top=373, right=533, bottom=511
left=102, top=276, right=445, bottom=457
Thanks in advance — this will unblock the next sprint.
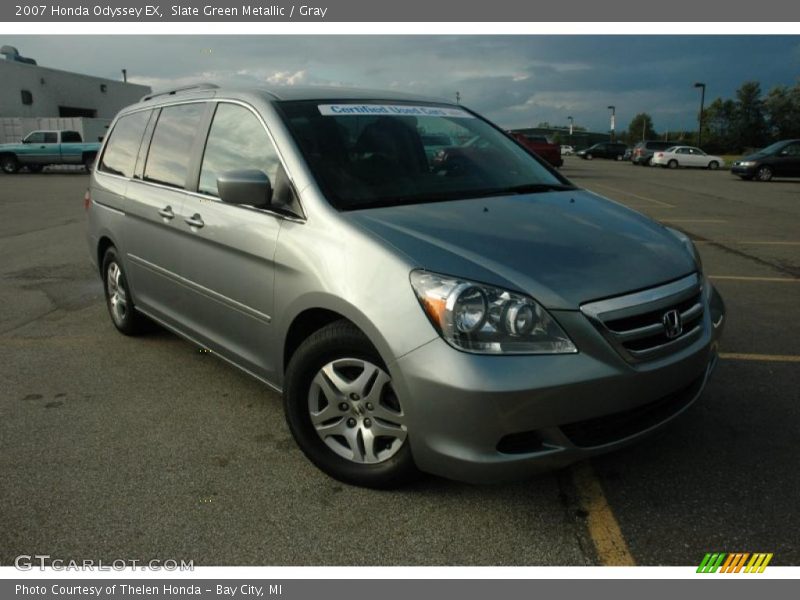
left=0, top=130, right=102, bottom=174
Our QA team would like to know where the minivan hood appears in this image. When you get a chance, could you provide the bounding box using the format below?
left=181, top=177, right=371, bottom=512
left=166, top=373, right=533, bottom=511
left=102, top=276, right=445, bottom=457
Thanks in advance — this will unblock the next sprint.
left=741, top=151, right=767, bottom=161
left=348, top=190, right=696, bottom=309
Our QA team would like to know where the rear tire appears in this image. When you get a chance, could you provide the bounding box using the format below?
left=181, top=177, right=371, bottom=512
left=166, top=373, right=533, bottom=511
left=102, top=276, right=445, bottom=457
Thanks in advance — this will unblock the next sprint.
left=284, top=320, right=418, bottom=489
left=1, top=155, right=19, bottom=174
left=667, top=159, right=678, bottom=169
left=101, top=247, right=148, bottom=336
left=84, top=153, right=97, bottom=173
left=647, top=157, right=655, bottom=166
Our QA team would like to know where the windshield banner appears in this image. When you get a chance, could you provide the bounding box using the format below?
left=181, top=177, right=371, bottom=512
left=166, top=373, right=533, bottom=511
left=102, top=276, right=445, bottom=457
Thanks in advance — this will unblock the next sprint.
left=318, top=104, right=474, bottom=118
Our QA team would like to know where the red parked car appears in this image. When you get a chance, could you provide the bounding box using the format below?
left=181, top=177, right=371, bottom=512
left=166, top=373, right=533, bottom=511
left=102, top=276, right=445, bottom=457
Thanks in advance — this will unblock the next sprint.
left=509, top=132, right=563, bottom=168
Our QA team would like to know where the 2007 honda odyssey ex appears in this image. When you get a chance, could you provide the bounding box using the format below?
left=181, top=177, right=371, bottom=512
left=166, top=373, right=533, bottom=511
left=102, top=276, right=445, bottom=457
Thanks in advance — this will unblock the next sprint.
left=86, top=84, right=725, bottom=488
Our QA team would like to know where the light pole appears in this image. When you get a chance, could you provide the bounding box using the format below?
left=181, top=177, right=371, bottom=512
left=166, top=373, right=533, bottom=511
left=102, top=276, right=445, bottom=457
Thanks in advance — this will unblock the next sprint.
left=694, top=82, right=706, bottom=148
left=567, top=116, right=574, bottom=147
left=607, top=106, right=616, bottom=142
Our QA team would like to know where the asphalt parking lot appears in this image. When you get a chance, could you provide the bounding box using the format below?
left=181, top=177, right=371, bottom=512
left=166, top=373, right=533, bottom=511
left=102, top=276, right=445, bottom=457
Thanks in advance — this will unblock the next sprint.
left=1, top=160, right=798, bottom=567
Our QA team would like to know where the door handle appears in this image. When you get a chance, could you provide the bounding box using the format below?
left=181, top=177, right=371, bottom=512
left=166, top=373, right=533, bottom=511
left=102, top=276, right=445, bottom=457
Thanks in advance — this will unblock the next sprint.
left=158, top=206, right=175, bottom=219
left=185, top=214, right=205, bottom=228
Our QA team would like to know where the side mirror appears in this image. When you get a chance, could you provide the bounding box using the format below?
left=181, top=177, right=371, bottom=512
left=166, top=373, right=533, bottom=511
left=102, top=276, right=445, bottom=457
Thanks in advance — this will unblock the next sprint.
left=217, top=170, right=272, bottom=207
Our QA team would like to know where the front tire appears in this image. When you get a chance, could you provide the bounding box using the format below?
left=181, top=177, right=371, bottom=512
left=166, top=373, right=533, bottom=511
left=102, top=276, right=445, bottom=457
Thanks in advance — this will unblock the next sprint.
left=284, top=320, right=417, bottom=488
left=101, top=247, right=148, bottom=335
left=755, top=165, right=773, bottom=182
left=1, top=155, right=20, bottom=174
left=708, top=161, right=719, bottom=170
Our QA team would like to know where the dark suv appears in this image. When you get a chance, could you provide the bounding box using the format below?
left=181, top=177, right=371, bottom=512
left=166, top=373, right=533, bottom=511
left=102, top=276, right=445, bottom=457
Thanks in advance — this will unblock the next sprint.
left=631, top=140, right=681, bottom=166
left=576, top=142, right=628, bottom=161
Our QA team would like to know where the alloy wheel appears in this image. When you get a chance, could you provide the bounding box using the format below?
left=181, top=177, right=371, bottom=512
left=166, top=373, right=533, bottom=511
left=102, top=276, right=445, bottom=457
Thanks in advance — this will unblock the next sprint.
left=756, top=166, right=773, bottom=182
left=307, top=358, right=406, bottom=464
left=106, top=261, right=128, bottom=325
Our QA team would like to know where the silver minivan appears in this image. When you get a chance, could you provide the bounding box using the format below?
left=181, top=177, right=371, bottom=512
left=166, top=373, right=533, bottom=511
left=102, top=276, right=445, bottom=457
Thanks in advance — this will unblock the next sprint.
left=86, top=84, right=725, bottom=488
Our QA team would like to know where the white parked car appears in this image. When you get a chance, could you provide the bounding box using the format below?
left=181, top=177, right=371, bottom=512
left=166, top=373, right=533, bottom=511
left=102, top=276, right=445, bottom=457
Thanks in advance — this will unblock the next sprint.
left=560, top=145, right=575, bottom=155
left=652, top=146, right=724, bottom=170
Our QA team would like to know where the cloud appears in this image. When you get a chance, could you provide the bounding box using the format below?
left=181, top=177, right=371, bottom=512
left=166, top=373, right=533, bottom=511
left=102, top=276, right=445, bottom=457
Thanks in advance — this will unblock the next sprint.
left=4, top=35, right=799, bottom=132
left=265, top=69, right=307, bottom=86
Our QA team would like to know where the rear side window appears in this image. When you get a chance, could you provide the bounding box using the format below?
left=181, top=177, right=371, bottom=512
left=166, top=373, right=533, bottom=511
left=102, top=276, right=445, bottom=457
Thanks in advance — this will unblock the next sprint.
left=62, top=131, right=82, bottom=143
left=144, top=103, right=206, bottom=189
left=99, top=111, right=151, bottom=178
left=198, top=103, right=281, bottom=197
left=782, top=142, right=800, bottom=157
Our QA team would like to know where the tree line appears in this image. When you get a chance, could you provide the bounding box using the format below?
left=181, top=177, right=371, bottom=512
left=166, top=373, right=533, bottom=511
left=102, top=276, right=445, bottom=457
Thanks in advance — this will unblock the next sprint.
left=624, top=80, right=800, bottom=154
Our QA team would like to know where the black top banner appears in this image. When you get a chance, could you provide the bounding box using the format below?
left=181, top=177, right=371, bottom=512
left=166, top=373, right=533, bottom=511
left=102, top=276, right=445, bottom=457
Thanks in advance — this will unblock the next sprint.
left=3, top=0, right=800, bottom=21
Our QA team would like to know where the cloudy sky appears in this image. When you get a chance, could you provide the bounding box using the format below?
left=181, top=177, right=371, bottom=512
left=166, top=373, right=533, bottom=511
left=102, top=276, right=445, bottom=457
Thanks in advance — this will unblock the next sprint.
left=5, top=35, right=800, bottom=132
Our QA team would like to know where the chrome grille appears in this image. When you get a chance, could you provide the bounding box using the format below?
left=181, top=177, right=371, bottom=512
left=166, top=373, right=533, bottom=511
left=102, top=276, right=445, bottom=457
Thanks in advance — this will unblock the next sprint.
left=580, top=274, right=705, bottom=362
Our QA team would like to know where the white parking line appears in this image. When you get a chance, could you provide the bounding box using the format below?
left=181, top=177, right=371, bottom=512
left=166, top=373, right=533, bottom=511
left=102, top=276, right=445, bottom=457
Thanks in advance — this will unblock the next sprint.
left=586, top=183, right=676, bottom=208
left=709, top=275, right=799, bottom=283
left=695, top=240, right=800, bottom=246
left=662, top=219, right=728, bottom=223
left=720, top=353, right=800, bottom=363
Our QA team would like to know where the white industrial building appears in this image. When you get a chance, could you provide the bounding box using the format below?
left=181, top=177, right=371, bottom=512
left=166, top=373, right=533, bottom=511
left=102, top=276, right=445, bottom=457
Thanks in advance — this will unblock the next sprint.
left=0, top=45, right=151, bottom=144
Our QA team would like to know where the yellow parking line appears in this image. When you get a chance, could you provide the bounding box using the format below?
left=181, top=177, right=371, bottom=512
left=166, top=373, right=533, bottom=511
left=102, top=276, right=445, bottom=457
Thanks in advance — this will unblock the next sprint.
left=571, top=461, right=636, bottom=566
left=720, top=353, right=800, bottom=363
left=709, top=275, right=799, bottom=283
left=587, top=183, right=675, bottom=208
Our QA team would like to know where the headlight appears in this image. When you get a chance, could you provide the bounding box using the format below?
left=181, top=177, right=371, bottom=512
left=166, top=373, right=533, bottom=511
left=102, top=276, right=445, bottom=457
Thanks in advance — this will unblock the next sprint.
left=666, top=227, right=703, bottom=272
left=409, top=270, right=577, bottom=354
left=738, top=161, right=756, bottom=167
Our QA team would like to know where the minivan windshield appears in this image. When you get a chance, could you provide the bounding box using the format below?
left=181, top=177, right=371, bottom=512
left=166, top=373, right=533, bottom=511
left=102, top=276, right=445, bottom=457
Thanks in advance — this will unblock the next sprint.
left=754, top=141, right=789, bottom=156
left=277, top=100, right=572, bottom=210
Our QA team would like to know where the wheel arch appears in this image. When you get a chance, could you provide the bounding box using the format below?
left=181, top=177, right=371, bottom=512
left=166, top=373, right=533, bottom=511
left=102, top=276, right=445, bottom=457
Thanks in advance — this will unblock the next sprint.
left=283, top=307, right=355, bottom=372
left=96, top=235, right=115, bottom=274
left=278, top=292, right=419, bottom=380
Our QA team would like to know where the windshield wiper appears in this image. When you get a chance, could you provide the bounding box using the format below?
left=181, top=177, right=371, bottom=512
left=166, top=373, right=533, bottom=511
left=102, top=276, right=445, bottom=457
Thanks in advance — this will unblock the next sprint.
left=489, top=183, right=576, bottom=195
left=341, top=183, right=576, bottom=211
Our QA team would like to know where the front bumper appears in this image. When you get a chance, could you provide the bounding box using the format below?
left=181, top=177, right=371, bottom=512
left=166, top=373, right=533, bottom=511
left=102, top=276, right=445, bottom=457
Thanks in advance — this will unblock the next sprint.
left=731, top=164, right=756, bottom=177
left=390, top=281, right=725, bottom=484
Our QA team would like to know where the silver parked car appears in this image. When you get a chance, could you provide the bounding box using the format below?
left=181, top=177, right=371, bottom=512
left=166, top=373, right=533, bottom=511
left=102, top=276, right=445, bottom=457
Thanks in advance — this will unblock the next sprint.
left=86, top=84, right=725, bottom=488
